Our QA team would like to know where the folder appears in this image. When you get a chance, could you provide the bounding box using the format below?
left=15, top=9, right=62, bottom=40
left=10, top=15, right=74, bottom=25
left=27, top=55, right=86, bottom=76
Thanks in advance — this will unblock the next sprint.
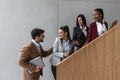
left=29, top=56, right=45, bottom=68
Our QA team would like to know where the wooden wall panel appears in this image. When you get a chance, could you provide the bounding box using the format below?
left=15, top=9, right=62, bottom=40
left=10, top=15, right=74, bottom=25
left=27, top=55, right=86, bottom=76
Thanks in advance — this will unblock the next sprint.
left=57, top=23, right=120, bottom=80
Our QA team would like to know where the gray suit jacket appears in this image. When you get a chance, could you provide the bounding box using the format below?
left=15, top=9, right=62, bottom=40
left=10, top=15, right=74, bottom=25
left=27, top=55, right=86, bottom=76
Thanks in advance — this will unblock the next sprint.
left=50, top=37, right=74, bottom=66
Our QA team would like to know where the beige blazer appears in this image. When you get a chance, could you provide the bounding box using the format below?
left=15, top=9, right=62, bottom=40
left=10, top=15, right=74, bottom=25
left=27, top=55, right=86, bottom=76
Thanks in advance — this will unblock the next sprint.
left=18, top=41, right=52, bottom=80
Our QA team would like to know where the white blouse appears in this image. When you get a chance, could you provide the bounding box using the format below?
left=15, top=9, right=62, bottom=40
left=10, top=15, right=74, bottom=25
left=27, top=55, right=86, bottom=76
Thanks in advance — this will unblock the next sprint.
left=80, top=26, right=87, bottom=37
left=96, top=21, right=107, bottom=36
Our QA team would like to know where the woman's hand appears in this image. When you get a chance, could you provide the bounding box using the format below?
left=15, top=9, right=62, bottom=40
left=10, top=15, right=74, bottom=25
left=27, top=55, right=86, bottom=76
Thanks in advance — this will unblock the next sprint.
left=64, top=52, right=70, bottom=57
left=111, top=20, right=118, bottom=28
left=75, top=41, right=80, bottom=46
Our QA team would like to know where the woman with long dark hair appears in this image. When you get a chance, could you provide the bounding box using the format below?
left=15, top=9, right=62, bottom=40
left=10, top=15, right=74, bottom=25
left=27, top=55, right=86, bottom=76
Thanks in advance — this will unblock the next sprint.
left=50, top=25, right=74, bottom=80
left=72, top=14, right=89, bottom=51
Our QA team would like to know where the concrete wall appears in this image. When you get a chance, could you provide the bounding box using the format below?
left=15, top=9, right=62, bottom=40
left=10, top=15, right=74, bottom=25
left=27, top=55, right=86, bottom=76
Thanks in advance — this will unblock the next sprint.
left=0, top=0, right=57, bottom=80
left=0, top=0, right=120, bottom=80
left=58, top=0, right=120, bottom=37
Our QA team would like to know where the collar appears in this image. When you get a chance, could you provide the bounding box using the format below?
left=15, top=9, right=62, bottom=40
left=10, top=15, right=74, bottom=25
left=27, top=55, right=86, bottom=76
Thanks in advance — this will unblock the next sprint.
left=32, top=39, right=40, bottom=47
left=79, top=26, right=87, bottom=30
left=96, top=20, right=105, bottom=25
left=63, top=39, right=70, bottom=43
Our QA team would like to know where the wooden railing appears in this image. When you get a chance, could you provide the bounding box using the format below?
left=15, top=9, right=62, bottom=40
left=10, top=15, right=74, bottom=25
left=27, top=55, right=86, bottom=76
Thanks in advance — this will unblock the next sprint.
left=57, top=23, right=120, bottom=80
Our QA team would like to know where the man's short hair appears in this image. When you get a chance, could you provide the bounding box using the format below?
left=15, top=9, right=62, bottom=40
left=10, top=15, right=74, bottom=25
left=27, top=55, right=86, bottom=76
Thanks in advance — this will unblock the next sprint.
left=31, top=28, right=44, bottom=39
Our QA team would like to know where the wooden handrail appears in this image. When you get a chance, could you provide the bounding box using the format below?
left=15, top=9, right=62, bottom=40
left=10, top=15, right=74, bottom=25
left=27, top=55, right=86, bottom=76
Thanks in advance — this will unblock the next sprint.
left=57, top=23, right=120, bottom=80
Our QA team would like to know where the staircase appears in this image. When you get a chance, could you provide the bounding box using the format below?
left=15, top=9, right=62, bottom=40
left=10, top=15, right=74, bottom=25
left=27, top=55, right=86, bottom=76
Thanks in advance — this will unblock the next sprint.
left=57, top=23, right=120, bottom=80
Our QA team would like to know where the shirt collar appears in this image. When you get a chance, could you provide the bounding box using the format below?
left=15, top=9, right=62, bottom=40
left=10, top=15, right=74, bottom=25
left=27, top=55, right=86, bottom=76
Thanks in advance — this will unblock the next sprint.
left=32, top=39, right=40, bottom=47
left=80, top=26, right=87, bottom=30
left=96, top=20, right=105, bottom=25
left=63, top=39, right=70, bottom=43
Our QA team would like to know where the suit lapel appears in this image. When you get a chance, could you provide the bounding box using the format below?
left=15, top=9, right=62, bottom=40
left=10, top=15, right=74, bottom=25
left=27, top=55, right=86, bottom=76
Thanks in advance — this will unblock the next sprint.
left=39, top=44, right=43, bottom=57
left=77, top=26, right=85, bottom=37
left=31, top=41, right=42, bottom=56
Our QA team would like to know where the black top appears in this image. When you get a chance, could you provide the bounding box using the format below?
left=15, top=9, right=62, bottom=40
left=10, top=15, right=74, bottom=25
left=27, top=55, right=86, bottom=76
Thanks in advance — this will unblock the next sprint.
left=72, top=26, right=89, bottom=48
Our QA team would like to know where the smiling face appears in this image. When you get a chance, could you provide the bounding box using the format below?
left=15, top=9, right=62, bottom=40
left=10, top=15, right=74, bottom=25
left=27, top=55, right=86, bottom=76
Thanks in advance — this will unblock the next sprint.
left=36, top=33, right=45, bottom=42
left=77, top=17, right=84, bottom=26
left=39, top=33, right=45, bottom=42
left=92, top=10, right=102, bottom=22
left=58, top=29, right=67, bottom=39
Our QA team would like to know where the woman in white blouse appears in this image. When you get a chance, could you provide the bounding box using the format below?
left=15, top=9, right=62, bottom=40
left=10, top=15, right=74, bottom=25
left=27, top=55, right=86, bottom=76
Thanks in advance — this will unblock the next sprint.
left=86, top=8, right=108, bottom=43
left=50, top=25, right=74, bottom=80
left=86, top=8, right=118, bottom=43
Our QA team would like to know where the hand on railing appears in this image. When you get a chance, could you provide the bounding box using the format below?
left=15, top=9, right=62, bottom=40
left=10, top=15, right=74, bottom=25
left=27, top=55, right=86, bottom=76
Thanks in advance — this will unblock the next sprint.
left=64, top=52, right=70, bottom=58
left=35, top=66, right=42, bottom=72
left=111, top=20, right=118, bottom=28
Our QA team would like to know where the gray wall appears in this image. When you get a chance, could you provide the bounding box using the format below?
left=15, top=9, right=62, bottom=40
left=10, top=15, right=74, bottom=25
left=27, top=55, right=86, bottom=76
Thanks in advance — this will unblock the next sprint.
left=0, top=0, right=57, bottom=80
left=58, top=0, right=120, bottom=36
left=0, top=0, right=120, bottom=80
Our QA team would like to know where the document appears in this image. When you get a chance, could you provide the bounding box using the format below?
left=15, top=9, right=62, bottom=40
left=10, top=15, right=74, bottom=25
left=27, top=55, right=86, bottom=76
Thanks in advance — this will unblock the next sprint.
left=29, top=56, right=45, bottom=68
